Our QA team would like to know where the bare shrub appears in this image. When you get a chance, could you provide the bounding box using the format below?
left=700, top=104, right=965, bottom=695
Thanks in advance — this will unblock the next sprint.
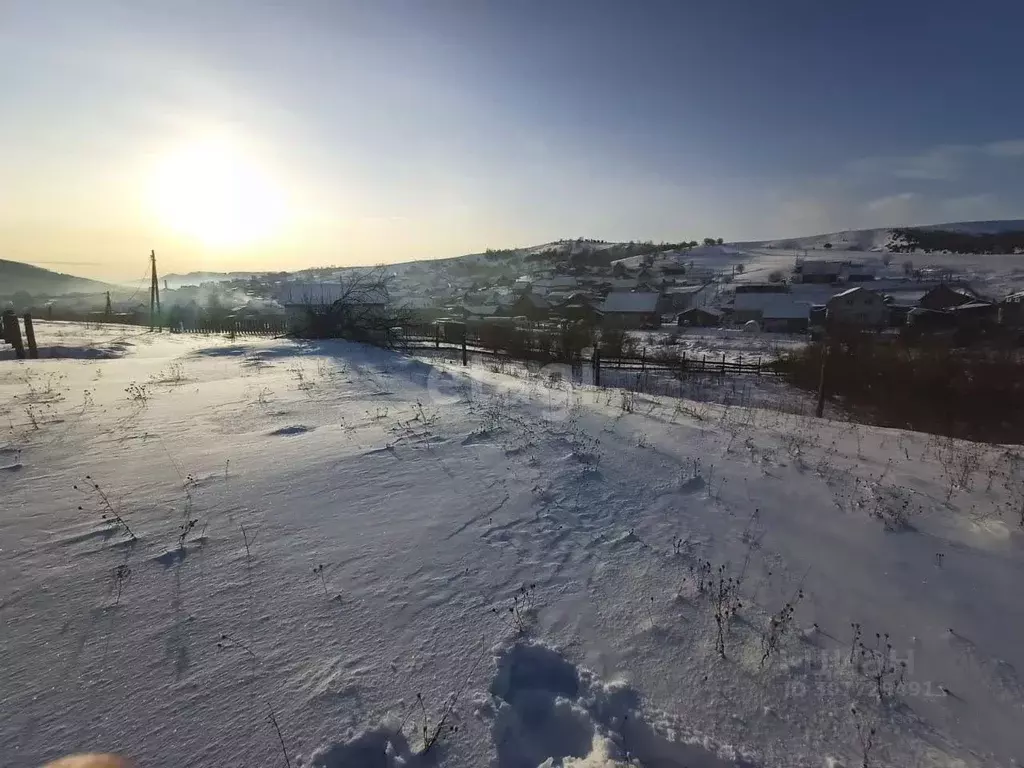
left=75, top=476, right=137, bottom=541
left=759, top=588, right=804, bottom=668
left=491, top=584, right=537, bottom=634
left=935, top=436, right=982, bottom=501
left=855, top=631, right=906, bottom=702
left=124, top=382, right=149, bottom=403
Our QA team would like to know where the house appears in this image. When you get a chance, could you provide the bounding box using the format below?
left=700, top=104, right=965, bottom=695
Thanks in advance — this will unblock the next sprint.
left=731, top=286, right=792, bottom=323
left=760, top=300, right=811, bottom=333
left=505, top=292, right=550, bottom=321
left=906, top=307, right=957, bottom=332
left=553, top=293, right=603, bottom=325
left=600, top=278, right=641, bottom=293
left=844, top=261, right=877, bottom=282
left=826, top=287, right=887, bottom=329
left=532, top=276, right=579, bottom=295
left=659, top=283, right=716, bottom=314
left=599, top=292, right=661, bottom=329
left=949, top=301, right=999, bottom=331
left=795, top=260, right=844, bottom=284
left=918, top=283, right=977, bottom=311
left=999, top=290, right=1024, bottom=327
left=461, top=304, right=499, bottom=320
left=277, top=280, right=389, bottom=332
left=677, top=307, right=722, bottom=328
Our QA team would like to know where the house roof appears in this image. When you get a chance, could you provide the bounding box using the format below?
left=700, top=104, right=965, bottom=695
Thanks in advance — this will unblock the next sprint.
left=733, top=292, right=811, bottom=319
left=924, top=283, right=977, bottom=299
left=679, top=306, right=722, bottom=317
left=604, top=278, right=640, bottom=290
left=950, top=301, right=994, bottom=312
left=831, top=286, right=866, bottom=299
left=665, top=284, right=710, bottom=295
left=534, top=276, right=579, bottom=289
left=463, top=305, right=498, bottom=316
left=515, top=293, right=550, bottom=309
left=600, top=291, right=660, bottom=314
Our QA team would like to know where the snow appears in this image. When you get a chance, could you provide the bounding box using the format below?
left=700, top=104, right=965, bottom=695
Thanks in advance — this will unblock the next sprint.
left=2, top=322, right=1024, bottom=768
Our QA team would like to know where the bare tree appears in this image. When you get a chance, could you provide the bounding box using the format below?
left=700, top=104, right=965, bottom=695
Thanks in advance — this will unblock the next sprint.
left=287, top=267, right=410, bottom=345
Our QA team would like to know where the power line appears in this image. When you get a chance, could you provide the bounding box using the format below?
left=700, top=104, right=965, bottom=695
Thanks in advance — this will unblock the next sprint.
left=122, top=267, right=152, bottom=304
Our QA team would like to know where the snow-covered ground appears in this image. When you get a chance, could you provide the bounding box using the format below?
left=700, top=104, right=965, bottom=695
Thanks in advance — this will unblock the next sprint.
left=2, top=323, right=1023, bottom=768
left=629, top=329, right=807, bottom=365
left=0, top=320, right=166, bottom=362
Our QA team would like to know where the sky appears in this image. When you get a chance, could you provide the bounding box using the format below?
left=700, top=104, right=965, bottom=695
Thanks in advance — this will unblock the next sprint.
left=2, top=0, right=1023, bottom=279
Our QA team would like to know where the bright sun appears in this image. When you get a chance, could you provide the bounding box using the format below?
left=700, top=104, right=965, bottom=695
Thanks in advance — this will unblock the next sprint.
left=150, top=140, right=288, bottom=248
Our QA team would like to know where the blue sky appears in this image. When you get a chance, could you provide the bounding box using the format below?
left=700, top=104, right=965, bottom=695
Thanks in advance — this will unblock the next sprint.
left=2, top=1, right=1023, bottom=276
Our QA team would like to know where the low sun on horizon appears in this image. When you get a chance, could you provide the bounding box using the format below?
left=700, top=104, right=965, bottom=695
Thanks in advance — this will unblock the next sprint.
left=148, top=139, right=289, bottom=250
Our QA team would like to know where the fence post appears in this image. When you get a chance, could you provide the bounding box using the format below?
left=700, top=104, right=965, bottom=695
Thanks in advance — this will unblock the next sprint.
left=2, top=311, right=25, bottom=359
left=435, top=325, right=440, bottom=349
left=701, top=354, right=706, bottom=374
left=462, top=331, right=468, bottom=366
left=756, top=357, right=761, bottom=377
left=641, top=347, right=646, bottom=372
left=721, top=353, right=726, bottom=377
left=593, top=345, right=601, bottom=387
left=23, top=313, right=38, bottom=359
left=815, top=344, right=829, bottom=418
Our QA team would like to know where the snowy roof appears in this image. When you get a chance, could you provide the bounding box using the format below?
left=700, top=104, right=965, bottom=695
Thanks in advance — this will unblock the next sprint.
left=534, top=276, right=579, bottom=289
left=600, top=292, right=660, bottom=314
left=665, top=284, right=710, bottom=295
left=464, top=305, right=498, bottom=316
left=831, top=286, right=866, bottom=299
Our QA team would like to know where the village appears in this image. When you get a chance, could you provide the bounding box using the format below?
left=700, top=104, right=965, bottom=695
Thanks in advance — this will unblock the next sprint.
left=268, top=243, right=1024, bottom=345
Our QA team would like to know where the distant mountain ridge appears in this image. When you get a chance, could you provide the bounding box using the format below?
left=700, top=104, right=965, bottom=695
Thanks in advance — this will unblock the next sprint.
left=736, top=219, right=1024, bottom=252
left=0, top=259, right=112, bottom=298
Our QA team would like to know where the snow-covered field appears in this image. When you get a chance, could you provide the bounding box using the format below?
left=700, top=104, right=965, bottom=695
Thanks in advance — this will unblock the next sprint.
left=629, top=329, right=807, bottom=365
left=2, top=323, right=1023, bottom=768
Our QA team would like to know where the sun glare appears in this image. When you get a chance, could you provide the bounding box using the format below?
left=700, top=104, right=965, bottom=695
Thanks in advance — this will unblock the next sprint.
left=150, top=140, right=288, bottom=248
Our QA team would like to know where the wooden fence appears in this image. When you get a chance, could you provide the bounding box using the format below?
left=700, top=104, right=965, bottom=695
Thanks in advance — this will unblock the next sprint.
left=168, top=320, right=288, bottom=336
left=396, top=328, right=780, bottom=380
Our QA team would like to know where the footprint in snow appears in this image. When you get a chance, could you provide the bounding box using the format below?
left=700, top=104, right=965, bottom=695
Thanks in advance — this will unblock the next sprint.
left=483, top=642, right=761, bottom=768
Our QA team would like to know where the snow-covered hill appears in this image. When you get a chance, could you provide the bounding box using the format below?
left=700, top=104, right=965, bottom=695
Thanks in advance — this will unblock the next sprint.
left=0, top=259, right=113, bottom=298
left=735, top=219, right=1024, bottom=253
left=2, top=325, right=1023, bottom=767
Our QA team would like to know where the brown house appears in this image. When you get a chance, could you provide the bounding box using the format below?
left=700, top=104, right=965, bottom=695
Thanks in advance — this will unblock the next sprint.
left=918, top=283, right=977, bottom=311
left=505, top=292, right=550, bottom=321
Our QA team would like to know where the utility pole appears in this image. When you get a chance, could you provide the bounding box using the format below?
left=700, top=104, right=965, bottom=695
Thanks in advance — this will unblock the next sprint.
left=149, top=250, right=161, bottom=330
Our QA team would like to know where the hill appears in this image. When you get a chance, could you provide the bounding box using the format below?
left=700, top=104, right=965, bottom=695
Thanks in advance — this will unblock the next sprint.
left=735, top=219, right=1024, bottom=253
left=0, top=259, right=112, bottom=298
